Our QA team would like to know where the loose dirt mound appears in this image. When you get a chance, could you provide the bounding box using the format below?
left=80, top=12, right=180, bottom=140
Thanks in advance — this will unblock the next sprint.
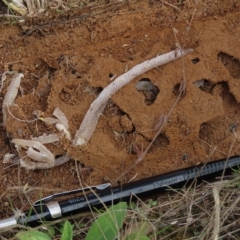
left=0, top=0, right=240, bottom=216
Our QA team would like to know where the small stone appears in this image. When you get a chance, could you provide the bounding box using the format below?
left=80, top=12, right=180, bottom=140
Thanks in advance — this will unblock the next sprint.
left=103, top=176, right=110, bottom=183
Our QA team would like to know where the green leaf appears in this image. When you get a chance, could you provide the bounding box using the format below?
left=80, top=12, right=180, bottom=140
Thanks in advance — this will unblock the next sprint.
left=86, top=202, right=127, bottom=240
left=60, top=221, right=73, bottom=240
left=16, top=230, right=51, bottom=240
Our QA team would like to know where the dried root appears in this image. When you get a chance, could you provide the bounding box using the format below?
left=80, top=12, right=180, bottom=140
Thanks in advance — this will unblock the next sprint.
left=11, top=139, right=55, bottom=169
left=2, top=73, right=23, bottom=126
left=1, top=74, right=72, bottom=169
left=5, top=107, right=71, bottom=169
left=2, top=49, right=193, bottom=170
left=73, top=48, right=193, bottom=146
left=53, top=107, right=68, bottom=129
left=31, top=133, right=59, bottom=144
left=18, top=155, right=70, bottom=170
left=55, top=123, right=71, bottom=141
left=42, top=107, right=72, bottom=141
left=3, top=153, right=16, bottom=163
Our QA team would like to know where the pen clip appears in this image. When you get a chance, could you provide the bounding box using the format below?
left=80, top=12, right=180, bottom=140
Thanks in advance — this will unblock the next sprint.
left=33, top=183, right=111, bottom=206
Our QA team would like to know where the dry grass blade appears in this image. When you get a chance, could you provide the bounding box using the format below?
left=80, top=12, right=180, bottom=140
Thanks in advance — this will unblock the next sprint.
left=2, top=0, right=48, bottom=16
left=2, top=0, right=27, bottom=15
left=212, top=185, right=220, bottom=240
left=6, top=163, right=240, bottom=239
left=24, top=0, right=46, bottom=15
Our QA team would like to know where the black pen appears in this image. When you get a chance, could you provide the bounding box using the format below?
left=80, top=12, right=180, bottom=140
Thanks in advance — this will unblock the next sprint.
left=0, top=155, right=240, bottom=230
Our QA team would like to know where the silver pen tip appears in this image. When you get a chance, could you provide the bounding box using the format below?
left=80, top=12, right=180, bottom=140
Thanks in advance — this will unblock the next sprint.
left=0, top=216, right=17, bottom=231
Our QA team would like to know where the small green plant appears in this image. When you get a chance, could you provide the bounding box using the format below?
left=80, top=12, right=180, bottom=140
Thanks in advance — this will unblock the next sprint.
left=146, top=199, right=157, bottom=208
left=16, top=230, right=51, bottom=240
left=60, top=220, right=73, bottom=240
left=15, top=220, right=73, bottom=240
left=86, top=202, right=127, bottom=240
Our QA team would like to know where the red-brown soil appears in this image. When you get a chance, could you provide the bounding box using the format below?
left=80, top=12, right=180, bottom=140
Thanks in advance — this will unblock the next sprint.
left=1, top=0, right=240, bottom=219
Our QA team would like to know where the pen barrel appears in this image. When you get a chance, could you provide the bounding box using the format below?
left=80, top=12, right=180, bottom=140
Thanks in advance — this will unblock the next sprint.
left=56, top=156, right=240, bottom=219
left=17, top=205, right=52, bottom=226
left=184, top=156, right=240, bottom=180
left=2, top=156, right=239, bottom=229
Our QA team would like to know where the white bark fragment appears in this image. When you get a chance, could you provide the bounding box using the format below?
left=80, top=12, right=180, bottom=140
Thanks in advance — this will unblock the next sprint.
left=2, top=73, right=24, bottom=126
left=42, top=117, right=60, bottom=125
left=3, top=153, right=16, bottom=163
left=31, top=133, right=59, bottom=144
left=42, top=107, right=71, bottom=140
left=11, top=139, right=55, bottom=167
left=53, top=107, right=68, bottom=129
left=19, top=155, right=70, bottom=170
left=26, top=147, right=49, bottom=162
left=73, top=48, right=193, bottom=146
left=55, top=123, right=72, bottom=141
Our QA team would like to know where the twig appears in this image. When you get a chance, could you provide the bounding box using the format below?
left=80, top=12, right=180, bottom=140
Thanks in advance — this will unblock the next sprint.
left=73, top=48, right=193, bottom=146
left=212, top=185, right=220, bottom=240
